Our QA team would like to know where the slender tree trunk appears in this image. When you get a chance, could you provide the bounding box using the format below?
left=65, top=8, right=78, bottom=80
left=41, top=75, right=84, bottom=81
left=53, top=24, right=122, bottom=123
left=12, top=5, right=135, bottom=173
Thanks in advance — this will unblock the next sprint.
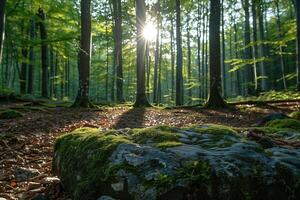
left=187, top=15, right=192, bottom=104
left=113, top=0, right=124, bottom=103
left=258, top=0, right=267, bottom=91
left=221, top=0, right=227, bottom=97
left=37, top=8, right=49, bottom=98
left=27, top=17, right=35, bottom=94
left=242, top=0, right=255, bottom=95
left=105, top=4, right=109, bottom=102
left=50, top=46, right=54, bottom=98
left=134, top=0, right=150, bottom=107
left=158, top=23, right=163, bottom=104
left=252, top=0, right=259, bottom=92
left=295, top=0, right=300, bottom=90
left=170, top=17, right=175, bottom=102
left=73, top=0, right=93, bottom=107
left=20, top=48, right=28, bottom=94
left=205, top=0, right=227, bottom=108
left=0, top=0, right=6, bottom=64
left=175, top=0, right=183, bottom=106
left=153, top=3, right=160, bottom=104
left=202, top=5, right=207, bottom=99
left=197, top=2, right=202, bottom=100
left=275, top=0, right=287, bottom=90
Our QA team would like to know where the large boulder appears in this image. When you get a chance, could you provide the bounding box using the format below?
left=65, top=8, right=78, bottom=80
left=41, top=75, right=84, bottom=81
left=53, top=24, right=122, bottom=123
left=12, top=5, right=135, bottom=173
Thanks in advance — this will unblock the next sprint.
left=53, top=124, right=300, bottom=200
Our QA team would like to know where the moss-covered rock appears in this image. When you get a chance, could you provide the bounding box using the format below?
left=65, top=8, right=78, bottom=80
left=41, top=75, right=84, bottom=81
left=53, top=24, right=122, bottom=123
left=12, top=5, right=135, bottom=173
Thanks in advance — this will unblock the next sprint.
left=0, top=109, right=23, bottom=119
left=54, top=125, right=300, bottom=200
left=265, top=118, right=300, bottom=130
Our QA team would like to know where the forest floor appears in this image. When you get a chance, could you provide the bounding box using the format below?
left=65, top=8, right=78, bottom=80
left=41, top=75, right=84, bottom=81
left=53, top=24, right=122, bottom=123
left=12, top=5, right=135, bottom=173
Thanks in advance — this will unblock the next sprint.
left=0, top=100, right=299, bottom=200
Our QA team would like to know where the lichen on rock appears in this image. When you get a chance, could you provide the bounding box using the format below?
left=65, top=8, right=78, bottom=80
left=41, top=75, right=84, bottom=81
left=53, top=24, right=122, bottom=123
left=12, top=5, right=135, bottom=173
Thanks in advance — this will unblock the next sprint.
left=53, top=124, right=300, bottom=200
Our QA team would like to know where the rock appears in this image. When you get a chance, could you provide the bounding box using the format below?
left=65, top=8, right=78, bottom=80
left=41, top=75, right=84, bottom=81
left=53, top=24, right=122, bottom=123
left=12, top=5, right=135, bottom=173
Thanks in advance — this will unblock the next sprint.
left=97, top=196, right=116, bottom=200
left=53, top=125, right=300, bottom=200
left=15, top=167, right=40, bottom=181
left=41, top=177, right=60, bottom=184
left=32, top=193, right=47, bottom=200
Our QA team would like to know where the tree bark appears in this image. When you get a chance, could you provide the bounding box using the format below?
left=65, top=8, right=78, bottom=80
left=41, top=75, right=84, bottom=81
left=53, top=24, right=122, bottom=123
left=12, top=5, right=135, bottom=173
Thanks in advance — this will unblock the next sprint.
left=205, top=0, right=227, bottom=108
left=27, top=17, right=35, bottom=94
left=134, top=0, right=151, bottom=107
left=73, top=0, right=93, bottom=107
left=0, top=0, right=6, bottom=64
left=113, top=0, right=124, bottom=103
left=37, top=8, right=49, bottom=98
left=296, top=0, right=300, bottom=90
left=242, top=0, right=255, bottom=95
left=175, top=0, right=183, bottom=106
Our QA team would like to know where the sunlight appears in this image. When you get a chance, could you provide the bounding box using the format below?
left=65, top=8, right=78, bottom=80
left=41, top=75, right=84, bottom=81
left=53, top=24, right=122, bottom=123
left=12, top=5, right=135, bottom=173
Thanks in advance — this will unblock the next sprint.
left=143, top=22, right=157, bottom=41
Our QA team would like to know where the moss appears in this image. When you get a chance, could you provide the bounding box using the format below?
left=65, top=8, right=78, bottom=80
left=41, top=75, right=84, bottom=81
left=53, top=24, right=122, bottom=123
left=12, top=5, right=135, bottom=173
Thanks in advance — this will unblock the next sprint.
left=290, top=111, right=300, bottom=120
left=132, top=125, right=180, bottom=144
left=186, top=124, right=238, bottom=136
left=156, top=141, right=183, bottom=149
left=54, top=128, right=132, bottom=200
left=0, top=109, right=23, bottom=119
left=265, top=119, right=300, bottom=130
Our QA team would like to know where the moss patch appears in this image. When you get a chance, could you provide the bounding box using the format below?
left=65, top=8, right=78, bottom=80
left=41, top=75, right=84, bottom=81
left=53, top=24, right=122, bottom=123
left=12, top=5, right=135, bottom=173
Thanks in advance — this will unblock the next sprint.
left=54, top=128, right=132, bottom=200
left=186, top=124, right=238, bottom=136
left=0, top=109, right=23, bottom=119
left=132, top=125, right=180, bottom=144
left=265, top=119, right=300, bottom=130
left=290, top=111, right=300, bottom=120
left=156, top=141, right=183, bottom=149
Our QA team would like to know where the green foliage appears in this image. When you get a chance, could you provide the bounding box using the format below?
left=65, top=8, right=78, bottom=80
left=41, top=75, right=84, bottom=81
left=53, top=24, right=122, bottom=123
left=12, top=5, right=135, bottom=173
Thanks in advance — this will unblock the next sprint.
left=265, top=119, right=300, bottom=130
left=0, top=109, right=23, bottom=119
left=290, top=111, right=300, bottom=120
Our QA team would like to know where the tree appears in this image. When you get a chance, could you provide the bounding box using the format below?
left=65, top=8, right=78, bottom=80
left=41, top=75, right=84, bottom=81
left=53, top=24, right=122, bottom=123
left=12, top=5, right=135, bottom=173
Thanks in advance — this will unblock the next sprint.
left=0, top=0, right=7, bottom=64
left=205, top=0, right=227, bottom=108
left=112, top=0, right=124, bottom=103
left=295, top=0, right=300, bottom=90
left=242, top=0, right=255, bottom=95
left=175, top=0, right=183, bottom=106
left=37, top=8, right=49, bottom=98
left=133, top=0, right=151, bottom=107
left=73, top=0, right=93, bottom=107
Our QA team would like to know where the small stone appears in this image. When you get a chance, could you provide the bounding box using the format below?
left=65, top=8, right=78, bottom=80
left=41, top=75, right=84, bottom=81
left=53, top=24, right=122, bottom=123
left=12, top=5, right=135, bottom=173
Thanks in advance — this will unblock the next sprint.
left=111, top=181, right=124, bottom=192
left=26, top=182, right=41, bottom=190
left=15, top=167, right=40, bottom=181
left=42, top=177, right=60, bottom=184
left=97, top=195, right=116, bottom=200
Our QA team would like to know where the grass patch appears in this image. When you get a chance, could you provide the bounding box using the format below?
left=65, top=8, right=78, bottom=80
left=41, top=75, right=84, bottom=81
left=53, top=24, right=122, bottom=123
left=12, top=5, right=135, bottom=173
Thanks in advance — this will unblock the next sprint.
left=0, top=109, right=23, bottom=119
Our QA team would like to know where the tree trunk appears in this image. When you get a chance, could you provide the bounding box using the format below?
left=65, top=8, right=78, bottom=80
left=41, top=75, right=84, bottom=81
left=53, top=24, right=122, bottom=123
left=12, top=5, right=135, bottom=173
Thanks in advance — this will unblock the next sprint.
left=221, top=0, right=226, bottom=98
left=275, top=0, right=287, bottom=90
left=296, top=0, right=300, bottom=90
left=73, top=0, right=93, bottom=107
left=37, top=8, right=49, bottom=98
left=252, top=0, right=259, bottom=92
left=242, top=0, right=255, bottom=95
left=153, top=3, right=160, bottom=104
left=257, top=0, right=267, bottom=91
left=175, top=0, right=183, bottom=106
left=0, top=0, right=6, bottom=64
left=187, top=15, right=192, bottom=104
left=20, top=48, right=27, bottom=94
left=27, top=17, right=35, bottom=94
left=205, top=0, right=227, bottom=108
left=133, top=0, right=151, bottom=107
left=113, top=0, right=124, bottom=103
left=170, top=17, right=175, bottom=102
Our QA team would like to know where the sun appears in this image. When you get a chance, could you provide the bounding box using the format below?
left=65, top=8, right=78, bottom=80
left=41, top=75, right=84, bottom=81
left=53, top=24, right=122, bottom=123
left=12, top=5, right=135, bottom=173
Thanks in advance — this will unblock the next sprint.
left=143, top=22, right=157, bottom=41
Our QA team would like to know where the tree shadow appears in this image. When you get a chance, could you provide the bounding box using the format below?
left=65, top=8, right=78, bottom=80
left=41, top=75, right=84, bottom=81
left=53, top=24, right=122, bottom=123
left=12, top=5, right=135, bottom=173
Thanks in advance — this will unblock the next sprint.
left=113, top=107, right=146, bottom=129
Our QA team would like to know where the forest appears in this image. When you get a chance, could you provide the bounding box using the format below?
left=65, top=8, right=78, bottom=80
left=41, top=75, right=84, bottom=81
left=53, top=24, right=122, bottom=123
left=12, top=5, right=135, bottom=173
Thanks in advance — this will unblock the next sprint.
left=0, top=0, right=300, bottom=199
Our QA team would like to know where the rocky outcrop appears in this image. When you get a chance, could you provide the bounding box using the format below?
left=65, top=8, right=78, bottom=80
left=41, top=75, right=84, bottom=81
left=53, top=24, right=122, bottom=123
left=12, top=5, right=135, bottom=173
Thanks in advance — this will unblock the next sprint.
left=53, top=123, right=300, bottom=200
